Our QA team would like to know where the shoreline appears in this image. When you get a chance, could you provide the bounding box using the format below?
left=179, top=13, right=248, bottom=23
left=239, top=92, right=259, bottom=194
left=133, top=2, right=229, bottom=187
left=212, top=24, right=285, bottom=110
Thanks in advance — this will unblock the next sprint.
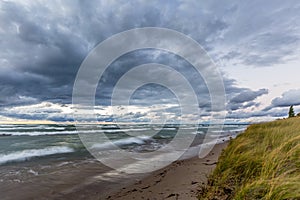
left=59, top=142, right=228, bottom=200
left=0, top=124, right=243, bottom=200
left=106, top=142, right=228, bottom=200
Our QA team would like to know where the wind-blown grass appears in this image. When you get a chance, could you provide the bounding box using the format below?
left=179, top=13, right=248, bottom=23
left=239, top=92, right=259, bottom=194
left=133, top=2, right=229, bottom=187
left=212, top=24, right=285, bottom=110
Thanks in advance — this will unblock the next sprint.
left=199, top=118, right=300, bottom=200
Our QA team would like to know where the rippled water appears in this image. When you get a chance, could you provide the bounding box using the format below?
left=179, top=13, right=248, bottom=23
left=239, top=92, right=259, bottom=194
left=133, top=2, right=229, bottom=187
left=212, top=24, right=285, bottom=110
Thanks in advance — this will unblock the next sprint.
left=0, top=123, right=247, bottom=199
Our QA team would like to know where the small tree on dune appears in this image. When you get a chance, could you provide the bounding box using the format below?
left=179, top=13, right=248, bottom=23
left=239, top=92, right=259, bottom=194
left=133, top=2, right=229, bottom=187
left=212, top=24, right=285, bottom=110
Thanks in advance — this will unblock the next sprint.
left=288, top=105, right=295, bottom=118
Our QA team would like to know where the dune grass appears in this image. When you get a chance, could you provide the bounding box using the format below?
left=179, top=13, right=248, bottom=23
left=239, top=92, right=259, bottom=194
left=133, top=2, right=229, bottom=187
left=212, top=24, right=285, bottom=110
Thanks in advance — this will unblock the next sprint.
left=199, top=117, right=300, bottom=200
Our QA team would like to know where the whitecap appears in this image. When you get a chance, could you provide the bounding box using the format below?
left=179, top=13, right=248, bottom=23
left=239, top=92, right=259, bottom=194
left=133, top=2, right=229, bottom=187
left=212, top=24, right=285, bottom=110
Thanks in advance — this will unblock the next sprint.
left=0, top=146, right=74, bottom=165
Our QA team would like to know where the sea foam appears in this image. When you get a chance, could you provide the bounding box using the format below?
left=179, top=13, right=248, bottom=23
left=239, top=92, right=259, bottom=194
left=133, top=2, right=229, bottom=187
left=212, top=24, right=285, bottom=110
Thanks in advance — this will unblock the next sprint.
left=91, top=136, right=152, bottom=150
left=0, top=146, right=74, bottom=165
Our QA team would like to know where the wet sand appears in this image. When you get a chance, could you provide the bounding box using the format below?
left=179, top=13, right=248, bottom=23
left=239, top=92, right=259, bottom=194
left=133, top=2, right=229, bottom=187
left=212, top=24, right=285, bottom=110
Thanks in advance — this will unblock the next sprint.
left=1, top=158, right=112, bottom=200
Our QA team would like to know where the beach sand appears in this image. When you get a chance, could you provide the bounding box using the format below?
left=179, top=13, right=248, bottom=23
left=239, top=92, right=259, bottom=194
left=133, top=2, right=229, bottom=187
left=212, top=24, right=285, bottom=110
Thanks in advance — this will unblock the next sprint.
left=105, top=142, right=228, bottom=200
left=28, top=142, right=228, bottom=200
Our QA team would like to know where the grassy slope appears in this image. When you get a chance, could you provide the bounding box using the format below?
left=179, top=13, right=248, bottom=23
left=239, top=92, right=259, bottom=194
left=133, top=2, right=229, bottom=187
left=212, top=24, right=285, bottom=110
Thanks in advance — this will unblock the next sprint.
left=199, top=118, right=300, bottom=200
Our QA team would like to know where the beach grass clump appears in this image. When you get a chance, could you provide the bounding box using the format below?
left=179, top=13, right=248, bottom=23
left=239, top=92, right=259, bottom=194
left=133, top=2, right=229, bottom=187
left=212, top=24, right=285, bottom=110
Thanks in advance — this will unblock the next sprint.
left=198, top=117, right=300, bottom=200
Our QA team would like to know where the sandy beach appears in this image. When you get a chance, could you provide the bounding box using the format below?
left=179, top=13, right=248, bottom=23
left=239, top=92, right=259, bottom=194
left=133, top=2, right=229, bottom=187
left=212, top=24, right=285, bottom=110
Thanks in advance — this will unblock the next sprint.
left=104, top=142, right=228, bottom=200
left=34, top=142, right=229, bottom=200
left=56, top=142, right=228, bottom=200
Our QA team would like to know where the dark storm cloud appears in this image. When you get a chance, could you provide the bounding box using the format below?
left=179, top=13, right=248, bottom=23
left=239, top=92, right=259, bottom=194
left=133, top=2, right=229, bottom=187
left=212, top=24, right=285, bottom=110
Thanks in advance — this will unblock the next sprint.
left=227, top=107, right=288, bottom=119
left=226, top=89, right=267, bottom=111
left=0, top=0, right=90, bottom=107
left=272, top=89, right=300, bottom=107
left=229, top=101, right=260, bottom=111
left=97, top=49, right=268, bottom=114
left=96, top=49, right=210, bottom=106
left=1, top=0, right=300, bottom=121
left=230, top=89, right=268, bottom=104
left=263, top=89, right=300, bottom=112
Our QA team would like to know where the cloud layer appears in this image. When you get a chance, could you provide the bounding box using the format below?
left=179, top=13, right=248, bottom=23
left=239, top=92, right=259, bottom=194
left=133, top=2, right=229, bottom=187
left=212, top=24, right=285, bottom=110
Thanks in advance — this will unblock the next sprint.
left=1, top=0, right=300, bottom=122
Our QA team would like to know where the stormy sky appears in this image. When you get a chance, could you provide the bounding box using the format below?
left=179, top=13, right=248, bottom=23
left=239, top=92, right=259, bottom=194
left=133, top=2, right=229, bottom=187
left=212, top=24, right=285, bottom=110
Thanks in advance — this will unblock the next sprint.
left=1, top=0, right=300, bottom=123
